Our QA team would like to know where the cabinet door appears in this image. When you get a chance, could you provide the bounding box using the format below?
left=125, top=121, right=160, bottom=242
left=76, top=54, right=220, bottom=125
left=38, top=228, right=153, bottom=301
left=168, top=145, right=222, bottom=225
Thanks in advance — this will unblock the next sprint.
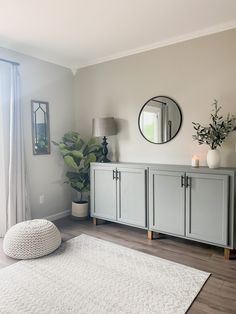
left=90, top=165, right=117, bottom=221
left=186, top=173, right=228, bottom=246
left=149, top=170, right=185, bottom=236
left=117, top=167, right=147, bottom=228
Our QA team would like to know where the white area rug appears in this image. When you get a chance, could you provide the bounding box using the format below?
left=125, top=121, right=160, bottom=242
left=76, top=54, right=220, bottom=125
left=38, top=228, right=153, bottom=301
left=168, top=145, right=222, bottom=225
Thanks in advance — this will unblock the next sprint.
left=0, top=234, right=210, bottom=314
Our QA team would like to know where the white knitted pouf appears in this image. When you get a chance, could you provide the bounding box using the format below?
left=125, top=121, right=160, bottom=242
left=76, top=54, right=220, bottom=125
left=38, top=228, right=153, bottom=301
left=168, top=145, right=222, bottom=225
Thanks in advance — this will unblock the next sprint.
left=3, top=219, right=61, bottom=260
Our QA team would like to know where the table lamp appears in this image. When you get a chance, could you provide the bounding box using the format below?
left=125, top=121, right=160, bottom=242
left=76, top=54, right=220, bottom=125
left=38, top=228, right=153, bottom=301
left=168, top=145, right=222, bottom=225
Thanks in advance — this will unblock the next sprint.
left=92, top=117, right=117, bottom=162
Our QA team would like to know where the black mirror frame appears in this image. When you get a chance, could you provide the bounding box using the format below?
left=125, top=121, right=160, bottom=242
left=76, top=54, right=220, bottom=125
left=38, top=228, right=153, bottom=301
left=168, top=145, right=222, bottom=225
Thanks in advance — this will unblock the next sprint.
left=138, top=95, right=182, bottom=144
left=31, top=100, right=51, bottom=155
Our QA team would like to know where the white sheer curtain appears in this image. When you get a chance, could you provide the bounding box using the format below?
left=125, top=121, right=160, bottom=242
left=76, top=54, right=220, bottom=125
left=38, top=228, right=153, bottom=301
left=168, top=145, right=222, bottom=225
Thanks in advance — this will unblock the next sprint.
left=0, top=61, right=30, bottom=237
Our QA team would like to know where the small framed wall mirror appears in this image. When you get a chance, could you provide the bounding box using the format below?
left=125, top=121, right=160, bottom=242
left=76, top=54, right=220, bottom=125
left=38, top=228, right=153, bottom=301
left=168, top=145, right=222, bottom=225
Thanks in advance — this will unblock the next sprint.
left=31, top=100, right=50, bottom=155
left=138, top=96, right=182, bottom=144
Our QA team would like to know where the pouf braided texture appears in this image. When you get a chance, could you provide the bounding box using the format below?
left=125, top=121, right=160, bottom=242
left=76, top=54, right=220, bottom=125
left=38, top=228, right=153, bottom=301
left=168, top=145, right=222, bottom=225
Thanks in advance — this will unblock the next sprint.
left=3, top=219, right=61, bottom=259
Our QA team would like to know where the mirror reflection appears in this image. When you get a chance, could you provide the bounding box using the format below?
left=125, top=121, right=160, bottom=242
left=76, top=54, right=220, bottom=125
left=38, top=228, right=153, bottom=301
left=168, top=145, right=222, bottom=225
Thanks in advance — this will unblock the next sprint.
left=138, top=96, right=182, bottom=144
left=31, top=100, right=50, bottom=155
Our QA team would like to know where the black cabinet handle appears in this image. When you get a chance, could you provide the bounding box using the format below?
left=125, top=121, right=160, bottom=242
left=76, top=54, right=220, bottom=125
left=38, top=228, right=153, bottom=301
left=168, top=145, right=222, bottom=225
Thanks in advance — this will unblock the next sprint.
left=116, top=170, right=120, bottom=180
left=181, top=175, right=185, bottom=187
left=186, top=176, right=191, bottom=187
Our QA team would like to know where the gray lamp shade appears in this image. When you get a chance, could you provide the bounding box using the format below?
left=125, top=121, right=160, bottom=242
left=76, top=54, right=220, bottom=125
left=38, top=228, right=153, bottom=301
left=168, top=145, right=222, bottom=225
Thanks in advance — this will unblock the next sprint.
left=92, top=117, right=117, bottom=137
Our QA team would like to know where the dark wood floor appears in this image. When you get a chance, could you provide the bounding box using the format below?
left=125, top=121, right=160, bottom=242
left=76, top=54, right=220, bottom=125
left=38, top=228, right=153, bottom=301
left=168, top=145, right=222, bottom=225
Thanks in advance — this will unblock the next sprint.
left=1, top=217, right=236, bottom=313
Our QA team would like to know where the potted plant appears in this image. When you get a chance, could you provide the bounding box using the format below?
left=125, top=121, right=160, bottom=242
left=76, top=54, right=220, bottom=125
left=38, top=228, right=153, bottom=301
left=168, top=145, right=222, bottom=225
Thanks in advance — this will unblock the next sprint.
left=53, top=131, right=102, bottom=219
left=192, top=100, right=236, bottom=168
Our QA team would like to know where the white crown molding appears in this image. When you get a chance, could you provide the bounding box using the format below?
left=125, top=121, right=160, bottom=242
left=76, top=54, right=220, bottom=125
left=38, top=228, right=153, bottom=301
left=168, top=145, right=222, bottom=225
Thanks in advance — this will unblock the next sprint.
left=2, top=20, right=236, bottom=72
left=0, top=43, right=72, bottom=70
left=70, top=67, right=78, bottom=75
left=73, top=20, right=236, bottom=71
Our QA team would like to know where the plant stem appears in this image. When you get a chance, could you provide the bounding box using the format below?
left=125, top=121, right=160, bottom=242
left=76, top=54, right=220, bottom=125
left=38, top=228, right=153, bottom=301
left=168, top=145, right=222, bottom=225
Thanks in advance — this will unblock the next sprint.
left=80, top=192, right=83, bottom=202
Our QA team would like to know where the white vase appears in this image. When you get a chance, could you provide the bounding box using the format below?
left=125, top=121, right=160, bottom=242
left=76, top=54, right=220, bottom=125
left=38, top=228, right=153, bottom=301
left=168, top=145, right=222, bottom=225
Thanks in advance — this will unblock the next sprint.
left=206, top=149, right=221, bottom=168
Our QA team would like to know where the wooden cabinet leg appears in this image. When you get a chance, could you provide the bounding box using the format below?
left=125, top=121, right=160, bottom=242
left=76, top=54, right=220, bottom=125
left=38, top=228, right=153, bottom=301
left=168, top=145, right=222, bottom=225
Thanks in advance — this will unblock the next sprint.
left=92, top=217, right=106, bottom=225
left=93, top=217, right=97, bottom=225
left=147, top=230, right=153, bottom=240
left=224, top=248, right=236, bottom=260
left=224, top=248, right=231, bottom=260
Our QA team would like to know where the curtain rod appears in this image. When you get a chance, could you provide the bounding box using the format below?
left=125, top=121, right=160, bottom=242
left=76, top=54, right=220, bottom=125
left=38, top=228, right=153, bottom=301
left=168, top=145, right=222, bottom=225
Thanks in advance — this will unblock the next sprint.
left=0, top=58, right=20, bottom=66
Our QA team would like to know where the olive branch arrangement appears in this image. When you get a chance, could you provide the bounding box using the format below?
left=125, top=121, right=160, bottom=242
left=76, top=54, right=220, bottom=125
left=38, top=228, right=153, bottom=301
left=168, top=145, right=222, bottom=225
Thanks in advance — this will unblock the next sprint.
left=192, top=100, right=236, bottom=150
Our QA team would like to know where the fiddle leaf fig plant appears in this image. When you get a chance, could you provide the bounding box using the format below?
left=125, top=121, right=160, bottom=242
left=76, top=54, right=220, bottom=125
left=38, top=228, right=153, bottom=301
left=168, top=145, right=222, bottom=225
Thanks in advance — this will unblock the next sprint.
left=192, top=100, right=236, bottom=150
left=53, top=131, right=102, bottom=202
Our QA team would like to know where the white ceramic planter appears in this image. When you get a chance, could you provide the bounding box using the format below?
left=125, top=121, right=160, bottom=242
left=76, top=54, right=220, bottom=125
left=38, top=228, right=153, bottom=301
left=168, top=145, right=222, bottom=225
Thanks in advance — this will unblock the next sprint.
left=206, top=149, right=221, bottom=168
left=72, top=201, right=89, bottom=219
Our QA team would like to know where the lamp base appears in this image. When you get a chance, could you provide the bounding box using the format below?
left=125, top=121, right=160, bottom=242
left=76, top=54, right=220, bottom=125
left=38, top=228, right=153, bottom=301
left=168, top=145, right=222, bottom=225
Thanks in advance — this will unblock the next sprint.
left=100, top=156, right=110, bottom=163
left=100, top=136, right=110, bottom=163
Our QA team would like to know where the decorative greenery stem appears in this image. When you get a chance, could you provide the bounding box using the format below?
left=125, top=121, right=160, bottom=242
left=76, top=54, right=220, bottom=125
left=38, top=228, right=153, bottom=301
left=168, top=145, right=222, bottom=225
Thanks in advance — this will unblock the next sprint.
left=192, top=100, right=235, bottom=150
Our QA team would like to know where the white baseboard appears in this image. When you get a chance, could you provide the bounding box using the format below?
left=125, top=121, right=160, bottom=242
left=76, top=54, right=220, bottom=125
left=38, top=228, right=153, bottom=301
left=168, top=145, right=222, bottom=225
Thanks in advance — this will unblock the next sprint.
left=44, top=209, right=71, bottom=221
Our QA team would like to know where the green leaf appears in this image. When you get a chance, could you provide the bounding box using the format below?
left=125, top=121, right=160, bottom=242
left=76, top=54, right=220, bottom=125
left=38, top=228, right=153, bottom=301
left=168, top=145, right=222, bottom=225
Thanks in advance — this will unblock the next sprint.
left=87, top=137, right=97, bottom=146
left=63, top=155, right=79, bottom=171
left=59, top=149, right=71, bottom=156
left=88, top=144, right=101, bottom=153
left=73, top=181, right=84, bottom=190
left=75, top=138, right=84, bottom=150
left=85, top=153, right=96, bottom=166
left=66, top=171, right=80, bottom=179
left=71, top=150, right=83, bottom=159
left=59, top=143, right=66, bottom=149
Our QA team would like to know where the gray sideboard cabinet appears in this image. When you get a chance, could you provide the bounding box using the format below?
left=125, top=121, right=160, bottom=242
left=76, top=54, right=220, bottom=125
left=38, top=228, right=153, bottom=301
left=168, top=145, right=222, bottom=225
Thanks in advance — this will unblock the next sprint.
left=91, top=162, right=236, bottom=259
left=149, top=165, right=236, bottom=259
left=148, top=170, right=185, bottom=237
left=90, top=163, right=148, bottom=229
left=185, top=172, right=228, bottom=246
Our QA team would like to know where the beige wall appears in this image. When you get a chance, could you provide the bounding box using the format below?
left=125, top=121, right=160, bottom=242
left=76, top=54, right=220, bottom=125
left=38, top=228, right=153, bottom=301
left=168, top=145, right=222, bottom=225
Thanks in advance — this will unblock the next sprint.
left=1, top=28, right=236, bottom=220
left=74, top=29, right=236, bottom=167
left=0, top=47, right=74, bottom=219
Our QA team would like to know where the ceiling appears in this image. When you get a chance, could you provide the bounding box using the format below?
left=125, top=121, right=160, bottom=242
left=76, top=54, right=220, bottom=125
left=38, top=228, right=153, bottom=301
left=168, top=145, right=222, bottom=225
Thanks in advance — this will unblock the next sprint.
left=0, top=0, right=236, bottom=71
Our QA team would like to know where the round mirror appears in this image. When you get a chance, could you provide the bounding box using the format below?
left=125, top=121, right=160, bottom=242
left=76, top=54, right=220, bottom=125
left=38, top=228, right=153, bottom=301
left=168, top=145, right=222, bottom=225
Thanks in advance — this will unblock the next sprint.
left=138, top=96, right=182, bottom=144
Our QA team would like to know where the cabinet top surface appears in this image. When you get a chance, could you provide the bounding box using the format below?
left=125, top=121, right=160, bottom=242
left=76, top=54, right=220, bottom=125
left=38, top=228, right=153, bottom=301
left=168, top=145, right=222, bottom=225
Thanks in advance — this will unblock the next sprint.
left=91, top=162, right=236, bottom=174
